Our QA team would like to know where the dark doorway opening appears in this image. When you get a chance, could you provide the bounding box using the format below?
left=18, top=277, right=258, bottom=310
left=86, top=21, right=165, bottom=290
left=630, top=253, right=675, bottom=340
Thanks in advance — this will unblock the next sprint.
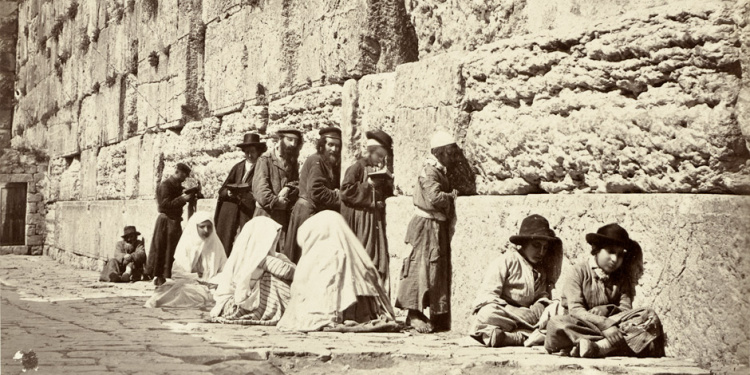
left=1, top=182, right=27, bottom=246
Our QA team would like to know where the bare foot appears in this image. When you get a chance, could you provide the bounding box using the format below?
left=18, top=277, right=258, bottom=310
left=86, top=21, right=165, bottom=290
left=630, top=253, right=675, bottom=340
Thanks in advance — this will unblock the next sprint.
left=406, top=310, right=434, bottom=333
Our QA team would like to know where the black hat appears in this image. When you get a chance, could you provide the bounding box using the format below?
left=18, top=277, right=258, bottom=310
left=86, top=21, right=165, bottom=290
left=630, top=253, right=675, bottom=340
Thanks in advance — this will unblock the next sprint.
left=585, top=223, right=636, bottom=250
left=176, top=163, right=191, bottom=175
left=276, top=128, right=303, bottom=139
left=366, top=130, right=393, bottom=149
left=509, top=214, right=560, bottom=245
left=319, top=127, right=342, bottom=140
left=122, top=226, right=140, bottom=238
left=236, top=133, right=268, bottom=153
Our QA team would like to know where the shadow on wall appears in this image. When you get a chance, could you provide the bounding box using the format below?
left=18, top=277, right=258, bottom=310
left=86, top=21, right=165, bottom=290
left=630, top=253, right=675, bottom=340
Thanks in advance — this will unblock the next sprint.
left=450, top=148, right=476, bottom=196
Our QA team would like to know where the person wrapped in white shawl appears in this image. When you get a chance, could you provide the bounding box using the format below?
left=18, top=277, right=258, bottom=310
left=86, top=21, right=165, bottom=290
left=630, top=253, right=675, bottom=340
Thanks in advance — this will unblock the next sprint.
left=145, top=212, right=227, bottom=308
left=277, top=210, right=400, bottom=332
left=208, top=216, right=296, bottom=325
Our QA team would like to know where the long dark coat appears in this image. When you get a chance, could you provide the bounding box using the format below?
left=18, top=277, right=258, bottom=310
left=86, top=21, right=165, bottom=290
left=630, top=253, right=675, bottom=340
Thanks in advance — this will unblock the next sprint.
left=214, top=160, right=256, bottom=256
left=340, top=158, right=393, bottom=285
left=252, top=150, right=299, bottom=253
left=146, top=176, right=186, bottom=279
left=284, top=153, right=340, bottom=263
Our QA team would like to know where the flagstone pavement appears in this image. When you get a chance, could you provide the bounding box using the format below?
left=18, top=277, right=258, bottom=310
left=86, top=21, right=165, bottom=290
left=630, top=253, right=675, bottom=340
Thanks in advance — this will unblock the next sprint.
left=0, top=255, right=742, bottom=375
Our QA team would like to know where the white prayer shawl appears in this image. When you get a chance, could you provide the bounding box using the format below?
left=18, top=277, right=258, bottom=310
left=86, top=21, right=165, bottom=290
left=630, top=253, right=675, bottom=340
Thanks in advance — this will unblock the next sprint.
left=277, top=210, right=394, bottom=332
left=210, top=217, right=282, bottom=317
left=171, top=211, right=227, bottom=281
left=144, top=212, right=227, bottom=309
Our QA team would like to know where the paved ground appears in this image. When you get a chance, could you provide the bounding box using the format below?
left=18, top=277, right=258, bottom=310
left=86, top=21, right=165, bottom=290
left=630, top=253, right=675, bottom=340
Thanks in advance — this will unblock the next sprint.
left=0, top=255, right=727, bottom=375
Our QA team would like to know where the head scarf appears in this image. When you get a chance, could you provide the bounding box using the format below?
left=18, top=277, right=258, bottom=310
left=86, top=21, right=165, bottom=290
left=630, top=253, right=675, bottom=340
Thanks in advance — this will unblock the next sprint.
left=171, top=211, right=227, bottom=281
left=210, top=217, right=282, bottom=317
left=277, top=211, right=394, bottom=332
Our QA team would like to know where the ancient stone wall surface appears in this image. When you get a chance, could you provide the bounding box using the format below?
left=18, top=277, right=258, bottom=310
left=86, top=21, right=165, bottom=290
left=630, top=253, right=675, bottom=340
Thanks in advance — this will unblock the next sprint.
left=391, top=2, right=750, bottom=195
left=0, top=1, right=17, bottom=149
left=386, top=194, right=750, bottom=366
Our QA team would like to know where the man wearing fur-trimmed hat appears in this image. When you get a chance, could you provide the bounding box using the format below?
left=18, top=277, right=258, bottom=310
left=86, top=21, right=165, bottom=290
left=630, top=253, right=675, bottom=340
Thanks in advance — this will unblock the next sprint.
left=395, top=130, right=461, bottom=333
left=340, top=130, right=395, bottom=291
left=284, top=127, right=343, bottom=263
left=214, top=133, right=268, bottom=256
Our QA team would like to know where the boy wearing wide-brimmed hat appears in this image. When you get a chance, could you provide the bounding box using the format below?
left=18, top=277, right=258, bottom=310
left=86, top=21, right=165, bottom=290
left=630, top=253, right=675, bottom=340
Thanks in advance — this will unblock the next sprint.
left=214, top=133, right=268, bottom=256
left=469, top=214, right=564, bottom=347
left=544, top=223, right=665, bottom=358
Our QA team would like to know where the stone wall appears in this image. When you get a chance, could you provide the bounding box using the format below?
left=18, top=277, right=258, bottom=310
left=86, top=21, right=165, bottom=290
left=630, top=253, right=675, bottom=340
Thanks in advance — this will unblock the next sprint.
left=0, top=1, right=17, bottom=149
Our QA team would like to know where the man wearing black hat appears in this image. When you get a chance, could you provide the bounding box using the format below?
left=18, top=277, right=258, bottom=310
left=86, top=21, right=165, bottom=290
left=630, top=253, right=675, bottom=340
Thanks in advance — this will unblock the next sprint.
left=214, top=133, right=267, bottom=256
left=340, top=130, right=394, bottom=290
left=544, top=223, right=665, bottom=358
left=99, top=226, right=147, bottom=282
left=146, top=163, right=196, bottom=286
left=284, top=127, right=342, bottom=263
left=469, top=215, right=563, bottom=347
left=253, top=128, right=303, bottom=254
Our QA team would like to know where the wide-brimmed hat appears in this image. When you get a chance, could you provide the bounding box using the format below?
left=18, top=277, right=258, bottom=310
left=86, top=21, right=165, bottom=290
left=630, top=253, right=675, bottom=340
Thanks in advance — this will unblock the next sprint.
left=276, top=128, right=302, bottom=139
left=122, top=226, right=140, bottom=238
left=319, top=127, right=342, bottom=140
left=430, top=130, right=456, bottom=149
left=509, top=214, right=560, bottom=245
left=585, top=223, right=636, bottom=250
left=366, top=130, right=393, bottom=149
left=175, top=163, right=191, bottom=176
left=236, top=133, right=268, bottom=153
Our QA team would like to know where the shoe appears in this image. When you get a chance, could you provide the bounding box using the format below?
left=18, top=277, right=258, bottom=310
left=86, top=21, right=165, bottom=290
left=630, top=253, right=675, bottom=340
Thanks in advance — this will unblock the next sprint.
left=120, top=273, right=131, bottom=282
left=154, top=276, right=166, bottom=287
left=108, top=272, right=121, bottom=282
left=488, top=330, right=524, bottom=347
left=578, top=339, right=601, bottom=358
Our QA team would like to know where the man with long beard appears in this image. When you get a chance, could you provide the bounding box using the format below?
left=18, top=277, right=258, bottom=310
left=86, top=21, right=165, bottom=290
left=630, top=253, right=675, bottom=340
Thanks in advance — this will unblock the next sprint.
left=214, top=133, right=267, bottom=256
left=284, top=127, right=342, bottom=263
left=396, top=130, right=460, bottom=333
left=253, top=128, right=302, bottom=254
left=340, top=130, right=394, bottom=291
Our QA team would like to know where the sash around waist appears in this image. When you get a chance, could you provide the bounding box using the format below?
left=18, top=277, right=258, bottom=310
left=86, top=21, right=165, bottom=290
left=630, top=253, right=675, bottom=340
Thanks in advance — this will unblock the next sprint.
left=414, top=207, right=447, bottom=222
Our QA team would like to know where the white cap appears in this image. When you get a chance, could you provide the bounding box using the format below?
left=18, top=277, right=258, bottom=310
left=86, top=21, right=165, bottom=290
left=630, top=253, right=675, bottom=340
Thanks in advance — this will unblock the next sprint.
left=430, top=130, right=456, bottom=149
left=366, top=138, right=383, bottom=147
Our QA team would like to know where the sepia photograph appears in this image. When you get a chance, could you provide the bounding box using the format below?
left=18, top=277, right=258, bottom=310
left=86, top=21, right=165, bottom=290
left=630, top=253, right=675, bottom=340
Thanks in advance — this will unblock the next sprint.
left=0, top=0, right=748, bottom=374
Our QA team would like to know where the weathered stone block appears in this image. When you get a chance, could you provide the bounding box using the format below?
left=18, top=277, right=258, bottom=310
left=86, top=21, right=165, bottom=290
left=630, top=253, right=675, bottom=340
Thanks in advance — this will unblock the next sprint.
left=386, top=194, right=750, bottom=365
left=137, top=131, right=163, bottom=199
left=79, top=148, right=97, bottom=200
left=124, top=135, right=140, bottom=198
left=26, top=234, right=43, bottom=246
left=96, top=142, right=126, bottom=199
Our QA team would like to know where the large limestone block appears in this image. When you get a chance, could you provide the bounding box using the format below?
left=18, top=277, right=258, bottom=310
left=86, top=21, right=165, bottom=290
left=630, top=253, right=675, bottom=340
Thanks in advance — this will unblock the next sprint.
left=96, top=142, right=126, bottom=199
left=386, top=194, right=750, bottom=364
left=736, top=0, right=750, bottom=144
left=137, top=131, right=164, bottom=199
left=461, top=5, right=748, bottom=194
left=79, top=148, right=97, bottom=200
left=203, top=0, right=416, bottom=116
left=124, top=135, right=141, bottom=198
left=78, top=77, right=123, bottom=149
left=58, top=156, right=81, bottom=201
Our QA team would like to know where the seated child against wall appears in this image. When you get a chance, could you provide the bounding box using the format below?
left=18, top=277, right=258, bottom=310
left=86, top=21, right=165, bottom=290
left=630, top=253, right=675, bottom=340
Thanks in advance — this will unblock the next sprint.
left=544, top=224, right=665, bottom=358
left=469, top=214, right=564, bottom=347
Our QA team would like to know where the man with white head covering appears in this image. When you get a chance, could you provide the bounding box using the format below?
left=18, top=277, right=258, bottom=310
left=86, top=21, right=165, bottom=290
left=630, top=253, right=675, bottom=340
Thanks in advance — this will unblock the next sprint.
left=145, top=212, right=227, bottom=309
left=395, top=130, right=460, bottom=333
left=341, top=130, right=394, bottom=291
left=277, top=211, right=398, bottom=333
left=209, top=216, right=296, bottom=325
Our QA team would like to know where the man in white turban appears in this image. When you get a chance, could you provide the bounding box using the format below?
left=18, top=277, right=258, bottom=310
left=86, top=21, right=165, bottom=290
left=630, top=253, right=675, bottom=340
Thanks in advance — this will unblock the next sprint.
left=395, top=130, right=460, bottom=333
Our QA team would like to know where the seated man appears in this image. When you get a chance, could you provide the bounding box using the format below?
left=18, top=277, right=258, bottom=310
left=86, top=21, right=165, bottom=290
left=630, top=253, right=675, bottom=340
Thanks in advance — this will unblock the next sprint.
left=209, top=216, right=296, bottom=325
left=544, top=224, right=665, bottom=358
left=277, top=211, right=399, bottom=333
left=469, top=215, right=563, bottom=347
left=100, top=226, right=147, bottom=282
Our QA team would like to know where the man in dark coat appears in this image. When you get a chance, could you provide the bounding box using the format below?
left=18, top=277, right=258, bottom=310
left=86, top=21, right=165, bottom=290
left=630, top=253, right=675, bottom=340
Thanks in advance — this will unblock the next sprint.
left=145, top=163, right=196, bottom=286
left=395, top=130, right=460, bottom=333
left=284, top=127, right=342, bottom=263
left=341, top=130, right=394, bottom=291
left=214, top=133, right=267, bottom=256
left=252, top=128, right=302, bottom=253
left=100, top=226, right=147, bottom=282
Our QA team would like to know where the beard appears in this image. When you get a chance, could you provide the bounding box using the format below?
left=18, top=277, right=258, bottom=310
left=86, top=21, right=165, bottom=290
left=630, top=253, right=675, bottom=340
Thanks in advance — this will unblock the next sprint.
left=323, top=149, right=340, bottom=167
left=280, top=141, right=300, bottom=162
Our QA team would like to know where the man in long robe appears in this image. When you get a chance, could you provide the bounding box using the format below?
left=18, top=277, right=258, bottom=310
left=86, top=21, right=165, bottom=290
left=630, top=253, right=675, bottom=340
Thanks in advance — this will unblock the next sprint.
left=341, top=130, right=394, bottom=290
left=252, top=128, right=302, bottom=254
left=395, top=131, right=460, bottom=333
left=146, top=163, right=195, bottom=286
left=284, top=127, right=342, bottom=263
left=214, top=133, right=267, bottom=256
